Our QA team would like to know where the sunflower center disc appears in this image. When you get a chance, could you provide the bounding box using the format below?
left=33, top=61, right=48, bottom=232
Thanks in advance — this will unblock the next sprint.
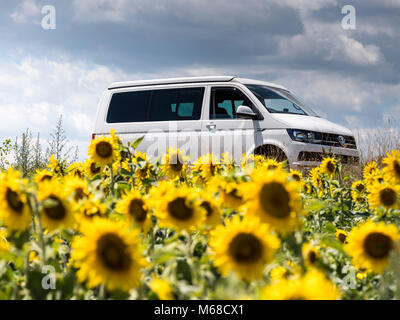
left=83, top=208, right=100, bottom=218
left=200, top=201, right=213, bottom=217
left=292, top=174, right=301, bottom=182
left=227, top=188, right=242, bottom=200
left=259, top=182, right=291, bottom=219
left=379, top=188, right=397, bottom=206
left=170, top=155, right=183, bottom=172
left=74, top=188, right=86, bottom=202
left=74, top=170, right=82, bottom=178
left=96, top=141, right=113, bottom=158
left=44, top=196, right=66, bottom=220
left=363, top=232, right=392, bottom=259
left=41, top=175, right=52, bottom=182
left=327, top=161, right=335, bottom=173
left=356, top=184, right=365, bottom=192
left=90, top=163, right=101, bottom=174
left=394, top=160, right=400, bottom=177
left=129, top=199, right=147, bottom=222
left=6, top=188, right=24, bottom=213
left=138, top=167, right=148, bottom=178
left=167, top=197, right=193, bottom=221
left=209, top=163, right=216, bottom=175
left=338, top=233, right=347, bottom=243
left=229, top=233, right=263, bottom=263
left=307, top=250, right=317, bottom=264
left=97, top=233, right=132, bottom=271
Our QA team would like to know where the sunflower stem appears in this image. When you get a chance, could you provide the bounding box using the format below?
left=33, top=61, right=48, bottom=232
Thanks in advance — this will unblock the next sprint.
left=28, top=193, right=46, bottom=266
left=108, top=164, right=115, bottom=196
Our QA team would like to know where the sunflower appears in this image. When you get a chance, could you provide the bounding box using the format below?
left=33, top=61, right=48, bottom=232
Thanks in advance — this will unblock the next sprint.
left=192, top=153, right=221, bottom=182
left=133, top=151, right=152, bottom=183
left=363, top=161, right=380, bottom=183
left=356, top=269, right=368, bottom=280
left=302, top=182, right=313, bottom=195
left=161, top=147, right=188, bottom=179
left=240, top=153, right=255, bottom=168
left=67, top=162, right=84, bottom=178
left=351, top=181, right=366, bottom=203
left=289, top=169, right=303, bottom=183
left=368, top=182, right=399, bottom=210
left=115, top=189, right=152, bottom=233
left=309, top=167, right=323, bottom=189
left=37, top=180, right=74, bottom=232
left=269, top=265, right=290, bottom=282
left=34, top=169, right=54, bottom=184
left=76, top=197, right=107, bottom=224
left=109, top=128, right=122, bottom=146
left=64, top=176, right=90, bottom=204
left=148, top=180, right=175, bottom=200
left=345, top=220, right=400, bottom=273
left=154, top=186, right=206, bottom=232
left=336, top=229, right=348, bottom=243
left=221, top=152, right=235, bottom=172
left=382, top=150, right=400, bottom=183
left=47, top=154, right=64, bottom=175
left=199, top=192, right=221, bottom=228
left=88, top=134, right=120, bottom=167
left=262, top=158, right=283, bottom=171
left=352, top=181, right=366, bottom=193
left=302, top=242, right=320, bottom=266
left=243, top=169, right=302, bottom=234
left=209, top=215, right=280, bottom=281
left=83, top=159, right=102, bottom=179
left=219, top=180, right=244, bottom=210
left=0, top=229, right=11, bottom=252
left=149, top=277, right=174, bottom=300
left=261, top=269, right=340, bottom=300
left=320, top=157, right=337, bottom=177
left=0, top=168, right=31, bottom=231
left=71, top=218, right=147, bottom=292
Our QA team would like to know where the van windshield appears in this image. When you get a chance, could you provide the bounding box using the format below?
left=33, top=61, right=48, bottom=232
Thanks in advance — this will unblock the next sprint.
left=246, top=85, right=318, bottom=117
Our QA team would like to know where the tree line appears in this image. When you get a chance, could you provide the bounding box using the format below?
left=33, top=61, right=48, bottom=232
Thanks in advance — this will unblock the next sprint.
left=0, top=115, right=79, bottom=176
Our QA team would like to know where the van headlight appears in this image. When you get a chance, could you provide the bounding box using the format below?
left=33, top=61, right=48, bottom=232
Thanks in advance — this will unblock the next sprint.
left=287, top=129, right=319, bottom=143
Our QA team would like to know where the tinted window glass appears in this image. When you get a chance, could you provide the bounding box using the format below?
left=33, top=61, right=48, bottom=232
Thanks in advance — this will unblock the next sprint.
left=210, top=87, right=253, bottom=119
left=107, top=87, right=204, bottom=123
left=148, top=89, right=179, bottom=121
left=246, top=85, right=317, bottom=116
left=107, top=90, right=150, bottom=123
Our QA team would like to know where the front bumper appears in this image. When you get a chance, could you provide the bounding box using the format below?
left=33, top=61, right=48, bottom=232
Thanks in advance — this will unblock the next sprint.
left=288, top=141, right=360, bottom=169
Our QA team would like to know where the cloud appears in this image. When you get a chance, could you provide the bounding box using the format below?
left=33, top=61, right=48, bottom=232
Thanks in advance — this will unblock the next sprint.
left=276, top=4, right=384, bottom=67
left=0, top=57, right=136, bottom=159
left=10, top=0, right=41, bottom=24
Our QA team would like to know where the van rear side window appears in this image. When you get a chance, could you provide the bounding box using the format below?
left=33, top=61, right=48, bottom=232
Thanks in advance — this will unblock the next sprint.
left=106, top=87, right=204, bottom=123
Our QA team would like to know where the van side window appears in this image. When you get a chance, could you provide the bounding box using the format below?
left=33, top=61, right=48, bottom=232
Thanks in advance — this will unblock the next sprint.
left=106, top=87, right=204, bottom=123
left=210, top=87, right=254, bottom=119
left=106, top=90, right=150, bottom=123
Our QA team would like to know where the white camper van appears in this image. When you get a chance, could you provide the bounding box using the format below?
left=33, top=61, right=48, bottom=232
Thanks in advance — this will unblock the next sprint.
left=93, top=76, right=359, bottom=167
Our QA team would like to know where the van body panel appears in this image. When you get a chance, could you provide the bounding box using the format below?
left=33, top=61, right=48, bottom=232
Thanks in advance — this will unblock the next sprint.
left=93, top=76, right=360, bottom=167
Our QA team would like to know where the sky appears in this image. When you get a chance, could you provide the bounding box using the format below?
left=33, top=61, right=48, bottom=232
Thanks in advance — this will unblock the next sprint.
left=0, top=0, right=399, bottom=160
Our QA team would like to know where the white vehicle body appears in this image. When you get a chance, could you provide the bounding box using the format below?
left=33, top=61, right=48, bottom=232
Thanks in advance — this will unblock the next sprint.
left=93, top=76, right=359, bottom=167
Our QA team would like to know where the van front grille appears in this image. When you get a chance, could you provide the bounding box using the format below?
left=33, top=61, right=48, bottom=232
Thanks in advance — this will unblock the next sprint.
left=316, top=133, right=357, bottom=149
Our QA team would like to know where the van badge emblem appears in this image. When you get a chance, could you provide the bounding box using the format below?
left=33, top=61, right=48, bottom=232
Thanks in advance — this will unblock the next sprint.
left=338, top=136, right=346, bottom=146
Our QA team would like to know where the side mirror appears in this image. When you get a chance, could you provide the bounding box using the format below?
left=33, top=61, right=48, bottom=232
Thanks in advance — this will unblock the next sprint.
left=236, top=105, right=259, bottom=120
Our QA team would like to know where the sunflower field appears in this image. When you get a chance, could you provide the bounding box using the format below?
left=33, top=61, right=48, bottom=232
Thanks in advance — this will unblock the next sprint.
left=0, top=129, right=400, bottom=300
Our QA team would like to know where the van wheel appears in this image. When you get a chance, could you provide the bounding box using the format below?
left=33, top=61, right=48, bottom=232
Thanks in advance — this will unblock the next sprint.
left=254, top=145, right=288, bottom=166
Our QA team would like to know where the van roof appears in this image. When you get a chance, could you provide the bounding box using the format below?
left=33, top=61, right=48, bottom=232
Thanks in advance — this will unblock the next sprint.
left=108, top=76, right=289, bottom=91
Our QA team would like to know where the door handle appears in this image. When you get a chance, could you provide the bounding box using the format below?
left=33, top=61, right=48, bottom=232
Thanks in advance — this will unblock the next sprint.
left=206, top=123, right=216, bottom=130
